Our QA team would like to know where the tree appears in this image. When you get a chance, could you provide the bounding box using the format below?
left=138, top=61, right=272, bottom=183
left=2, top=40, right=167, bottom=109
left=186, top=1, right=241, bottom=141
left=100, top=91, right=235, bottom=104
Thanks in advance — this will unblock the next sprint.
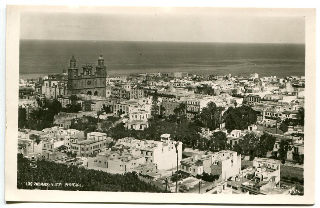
left=63, top=103, right=82, bottom=113
left=236, top=132, right=259, bottom=160
left=280, top=117, right=302, bottom=133
left=30, top=134, right=41, bottom=145
left=292, top=152, right=304, bottom=164
left=100, top=120, right=114, bottom=132
left=297, top=107, right=304, bottom=126
left=102, top=104, right=112, bottom=114
left=174, top=103, right=187, bottom=117
left=173, top=103, right=187, bottom=124
left=199, top=102, right=224, bottom=130
left=26, top=98, right=63, bottom=130
left=70, top=116, right=98, bottom=134
left=151, top=94, right=159, bottom=117
left=197, top=172, right=219, bottom=182
left=97, top=110, right=104, bottom=123
left=17, top=154, right=165, bottom=192
left=279, top=122, right=288, bottom=133
left=35, top=97, right=44, bottom=108
left=159, top=106, right=166, bottom=117
left=278, top=139, right=291, bottom=164
left=275, top=117, right=281, bottom=134
left=208, top=131, right=227, bottom=152
left=256, top=133, right=276, bottom=157
left=57, top=145, right=68, bottom=152
left=70, top=95, right=78, bottom=105
left=196, top=85, right=215, bottom=95
left=223, top=106, right=257, bottom=132
left=49, top=99, right=62, bottom=115
left=18, top=107, right=27, bottom=128
left=108, top=123, right=131, bottom=140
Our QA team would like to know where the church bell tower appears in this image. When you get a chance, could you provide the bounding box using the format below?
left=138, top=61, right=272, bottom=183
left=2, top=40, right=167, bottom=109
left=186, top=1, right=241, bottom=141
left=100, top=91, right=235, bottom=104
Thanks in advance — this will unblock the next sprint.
left=67, top=55, right=78, bottom=94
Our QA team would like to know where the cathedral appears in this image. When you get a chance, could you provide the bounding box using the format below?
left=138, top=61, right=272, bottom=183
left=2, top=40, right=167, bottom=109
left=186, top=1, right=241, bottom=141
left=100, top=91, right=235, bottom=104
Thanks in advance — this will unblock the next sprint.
left=67, top=55, right=107, bottom=96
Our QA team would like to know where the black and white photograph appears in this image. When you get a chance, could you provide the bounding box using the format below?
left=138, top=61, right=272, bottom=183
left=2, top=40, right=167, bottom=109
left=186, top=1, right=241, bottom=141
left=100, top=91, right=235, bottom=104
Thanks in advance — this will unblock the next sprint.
left=5, top=6, right=316, bottom=204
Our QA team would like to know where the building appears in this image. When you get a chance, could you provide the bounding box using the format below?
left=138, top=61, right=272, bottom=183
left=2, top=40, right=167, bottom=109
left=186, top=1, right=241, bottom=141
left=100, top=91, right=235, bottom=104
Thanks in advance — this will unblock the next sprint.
left=235, top=157, right=283, bottom=195
left=110, top=85, right=145, bottom=100
left=161, top=97, right=181, bottom=116
left=54, top=111, right=96, bottom=129
left=125, top=110, right=150, bottom=130
left=117, top=134, right=182, bottom=170
left=128, top=88, right=145, bottom=100
left=227, top=130, right=244, bottom=147
left=252, top=158, right=281, bottom=185
left=87, top=132, right=109, bottom=141
left=91, top=134, right=182, bottom=173
left=113, top=99, right=151, bottom=116
left=92, top=148, right=147, bottom=174
left=244, top=94, right=261, bottom=105
left=19, top=87, right=35, bottom=99
left=18, top=130, right=43, bottom=157
left=67, top=55, right=107, bottom=97
left=57, top=96, right=72, bottom=108
left=105, top=86, right=112, bottom=98
left=53, top=112, right=79, bottom=129
left=41, top=79, right=67, bottom=99
left=67, top=132, right=112, bottom=157
left=42, top=138, right=65, bottom=154
left=111, top=86, right=129, bottom=99
left=180, top=150, right=241, bottom=180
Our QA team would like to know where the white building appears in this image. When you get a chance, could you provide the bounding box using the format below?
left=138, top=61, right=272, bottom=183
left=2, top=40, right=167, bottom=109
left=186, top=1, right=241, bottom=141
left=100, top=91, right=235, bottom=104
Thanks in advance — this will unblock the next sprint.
left=93, top=134, right=183, bottom=172
left=87, top=132, right=108, bottom=141
left=125, top=110, right=151, bottom=130
left=180, top=150, right=241, bottom=180
left=66, top=132, right=113, bottom=157
left=252, top=158, right=281, bottom=185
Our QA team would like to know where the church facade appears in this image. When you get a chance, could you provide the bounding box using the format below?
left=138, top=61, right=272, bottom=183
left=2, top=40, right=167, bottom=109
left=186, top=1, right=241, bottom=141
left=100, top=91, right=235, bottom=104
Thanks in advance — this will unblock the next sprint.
left=67, top=55, right=107, bottom=97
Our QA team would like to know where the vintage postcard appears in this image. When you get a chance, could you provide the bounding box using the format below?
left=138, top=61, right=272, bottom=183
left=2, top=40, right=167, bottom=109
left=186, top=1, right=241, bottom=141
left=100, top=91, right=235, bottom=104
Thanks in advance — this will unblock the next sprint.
left=5, top=6, right=316, bottom=204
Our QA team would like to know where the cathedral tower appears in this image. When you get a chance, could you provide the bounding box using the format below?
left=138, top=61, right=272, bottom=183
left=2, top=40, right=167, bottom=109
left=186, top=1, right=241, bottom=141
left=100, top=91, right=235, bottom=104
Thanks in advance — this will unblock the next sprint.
left=94, top=55, right=107, bottom=96
left=67, top=55, right=107, bottom=96
left=67, top=55, right=78, bottom=94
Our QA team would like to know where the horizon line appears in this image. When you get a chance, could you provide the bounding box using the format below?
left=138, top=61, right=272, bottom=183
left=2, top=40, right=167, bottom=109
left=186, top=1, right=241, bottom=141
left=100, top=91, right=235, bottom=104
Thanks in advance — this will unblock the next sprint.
left=19, top=38, right=305, bottom=45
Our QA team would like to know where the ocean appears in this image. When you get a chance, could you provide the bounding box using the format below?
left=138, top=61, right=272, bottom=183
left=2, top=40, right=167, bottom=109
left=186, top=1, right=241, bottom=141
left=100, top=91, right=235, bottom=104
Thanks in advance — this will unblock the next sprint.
left=19, top=40, right=305, bottom=79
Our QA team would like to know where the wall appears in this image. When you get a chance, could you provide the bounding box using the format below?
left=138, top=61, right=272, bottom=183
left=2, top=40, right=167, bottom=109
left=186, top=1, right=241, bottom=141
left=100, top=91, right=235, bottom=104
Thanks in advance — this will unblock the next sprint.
left=153, top=141, right=182, bottom=170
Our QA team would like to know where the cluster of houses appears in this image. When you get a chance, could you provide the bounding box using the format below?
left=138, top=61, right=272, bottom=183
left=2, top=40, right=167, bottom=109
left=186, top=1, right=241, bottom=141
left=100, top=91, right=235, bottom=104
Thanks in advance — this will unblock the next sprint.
left=19, top=71, right=304, bottom=131
left=18, top=125, right=297, bottom=194
left=18, top=71, right=304, bottom=194
left=89, top=134, right=182, bottom=174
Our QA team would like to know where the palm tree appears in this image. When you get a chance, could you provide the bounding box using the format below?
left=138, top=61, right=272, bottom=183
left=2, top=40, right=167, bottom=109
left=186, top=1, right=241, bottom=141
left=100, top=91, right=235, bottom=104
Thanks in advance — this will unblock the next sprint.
left=174, top=103, right=187, bottom=124
left=97, top=110, right=103, bottom=123
left=275, top=117, right=281, bottom=134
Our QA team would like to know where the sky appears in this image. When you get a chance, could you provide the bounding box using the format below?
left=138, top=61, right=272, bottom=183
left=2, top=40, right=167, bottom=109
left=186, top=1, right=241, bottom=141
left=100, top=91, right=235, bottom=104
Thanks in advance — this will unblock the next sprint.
left=20, top=10, right=305, bottom=44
